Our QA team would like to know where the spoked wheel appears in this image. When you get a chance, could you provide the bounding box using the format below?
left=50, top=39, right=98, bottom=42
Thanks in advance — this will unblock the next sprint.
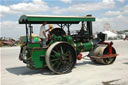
left=46, top=42, right=77, bottom=74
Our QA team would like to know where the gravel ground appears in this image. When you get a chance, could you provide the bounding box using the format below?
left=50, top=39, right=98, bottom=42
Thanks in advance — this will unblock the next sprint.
left=1, top=40, right=128, bottom=85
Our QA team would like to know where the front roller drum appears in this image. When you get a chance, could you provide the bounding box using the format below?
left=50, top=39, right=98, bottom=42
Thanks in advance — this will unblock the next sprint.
left=46, top=42, right=77, bottom=74
left=89, top=46, right=117, bottom=65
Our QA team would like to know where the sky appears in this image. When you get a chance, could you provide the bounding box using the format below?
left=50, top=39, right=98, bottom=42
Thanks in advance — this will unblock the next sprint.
left=0, top=0, right=128, bottom=39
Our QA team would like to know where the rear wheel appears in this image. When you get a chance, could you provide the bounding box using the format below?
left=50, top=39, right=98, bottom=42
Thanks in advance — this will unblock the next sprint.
left=46, top=42, right=76, bottom=74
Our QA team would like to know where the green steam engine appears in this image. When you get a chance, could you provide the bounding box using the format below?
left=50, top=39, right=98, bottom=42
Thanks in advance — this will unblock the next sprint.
left=18, top=15, right=118, bottom=74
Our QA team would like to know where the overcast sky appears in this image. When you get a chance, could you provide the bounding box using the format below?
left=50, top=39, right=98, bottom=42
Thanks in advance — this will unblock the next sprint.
left=0, top=0, right=128, bottom=39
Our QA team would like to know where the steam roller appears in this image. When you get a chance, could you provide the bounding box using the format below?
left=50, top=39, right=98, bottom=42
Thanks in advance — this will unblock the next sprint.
left=18, top=14, right=118, bottom=74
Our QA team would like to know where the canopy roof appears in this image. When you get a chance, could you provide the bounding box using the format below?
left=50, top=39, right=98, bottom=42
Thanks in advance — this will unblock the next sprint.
left=19, top=15, right=95, bottom=24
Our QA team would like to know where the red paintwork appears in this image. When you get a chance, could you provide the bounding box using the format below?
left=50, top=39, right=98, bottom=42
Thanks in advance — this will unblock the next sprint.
left=100, top=42, right=112, bottom=54
left=100, top=42, right=117, bottom=58
left=77, top=53, right=82, bottom=60
left=102, top=54, right=118, bottom=58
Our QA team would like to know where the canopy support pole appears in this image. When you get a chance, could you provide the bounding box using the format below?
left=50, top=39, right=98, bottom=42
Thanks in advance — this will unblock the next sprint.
left=65, top=24, right=72, bottom=35
left=87, top=21, right=93, bottom=39
left=29, top=24, right=32, bottom=43
left=25, top=24, right=28, bottom=43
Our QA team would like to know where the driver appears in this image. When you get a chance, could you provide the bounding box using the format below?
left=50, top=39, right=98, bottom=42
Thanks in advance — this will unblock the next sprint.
left=39, top=22, right=53, bottom=47
left=39, top=22, right=47, bottom=48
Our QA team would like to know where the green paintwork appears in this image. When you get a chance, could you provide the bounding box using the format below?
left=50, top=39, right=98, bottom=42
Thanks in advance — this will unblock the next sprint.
left=22, top=36, right=40, bottom=43
left=19, top=15, right=95, bottom=24
left=49, top=35, right=74, bottom=46
left=83, top=41, right=92, bottom=51
left=76, top=42, right=81, bottom=53
left=31, top=48, right=46, bottom=68
left=49, top=35, right=63, bottom=45
left=28, top=43, right=41, bottom=48
left=76, top=41, right=93, bottom=53
left=54, top=36, right=63, bottom=41
left=26, top=43, right=46, bottom=69
left=64, top=35, right=73, bottom=43
left=33, top=36, right=40, bottom=42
